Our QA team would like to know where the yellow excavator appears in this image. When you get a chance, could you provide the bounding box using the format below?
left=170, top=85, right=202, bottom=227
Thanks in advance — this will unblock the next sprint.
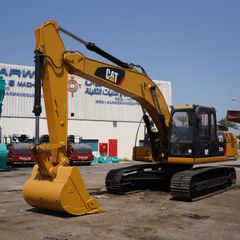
left=23, top=20, right=238, bottom=215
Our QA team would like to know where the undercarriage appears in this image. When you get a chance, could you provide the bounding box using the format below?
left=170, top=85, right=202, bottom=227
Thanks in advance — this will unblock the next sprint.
left=106, top=164, right=236, bottom=201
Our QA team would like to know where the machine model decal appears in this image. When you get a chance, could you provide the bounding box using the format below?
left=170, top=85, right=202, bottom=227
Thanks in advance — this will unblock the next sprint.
left=95, top=67, right=125, bottom=85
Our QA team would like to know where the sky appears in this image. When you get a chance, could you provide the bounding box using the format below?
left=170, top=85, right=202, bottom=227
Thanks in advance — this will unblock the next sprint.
left=0, top=0, right=240, bottom=123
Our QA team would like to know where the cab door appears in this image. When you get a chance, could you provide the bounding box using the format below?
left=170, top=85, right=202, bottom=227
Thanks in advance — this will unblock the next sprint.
left=196, top=107, right=218, bottom=157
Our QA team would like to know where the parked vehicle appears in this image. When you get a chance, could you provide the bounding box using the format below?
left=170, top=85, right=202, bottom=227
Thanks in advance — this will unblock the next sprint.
left=6, top=134, right=94, bottom=167
left=6, top=134, right=35, bottom=166
left=67, top=135, right=94, bottom=166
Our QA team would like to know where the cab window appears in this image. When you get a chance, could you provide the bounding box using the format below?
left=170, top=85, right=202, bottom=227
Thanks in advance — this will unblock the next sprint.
left=170, top=111, right=194, bottom=142
left=197, top=112, right=210, bottom=139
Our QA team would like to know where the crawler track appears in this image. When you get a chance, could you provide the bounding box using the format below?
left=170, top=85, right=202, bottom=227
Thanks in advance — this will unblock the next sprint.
left=106, top=164, right=236, bottom=201
left=170, top=167, right=236, bottom=201
left=106, top=164, right=174, bottom=194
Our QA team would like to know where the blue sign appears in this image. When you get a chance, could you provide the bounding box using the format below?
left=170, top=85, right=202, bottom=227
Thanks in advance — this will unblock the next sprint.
left=0, top=68, right=35, bottom=79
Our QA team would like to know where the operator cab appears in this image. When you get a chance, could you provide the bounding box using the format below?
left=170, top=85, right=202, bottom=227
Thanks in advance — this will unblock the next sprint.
left=168, top=105, right=220, bottom=158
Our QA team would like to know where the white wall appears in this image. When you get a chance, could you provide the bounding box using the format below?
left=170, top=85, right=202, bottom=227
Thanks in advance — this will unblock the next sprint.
left=69, top=119, right=145, bottom=159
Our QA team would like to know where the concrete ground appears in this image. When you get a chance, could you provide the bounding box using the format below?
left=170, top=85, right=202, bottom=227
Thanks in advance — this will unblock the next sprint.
left=1, top=159, right=240, bottom=240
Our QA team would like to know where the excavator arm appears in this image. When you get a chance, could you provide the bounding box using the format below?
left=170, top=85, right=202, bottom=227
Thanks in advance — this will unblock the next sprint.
left=23, top=21, right=103, bottom=215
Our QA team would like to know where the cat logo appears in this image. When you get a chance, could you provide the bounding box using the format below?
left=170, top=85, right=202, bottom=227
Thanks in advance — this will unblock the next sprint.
left=105, top=68, right=119, bottom=82
left=95, top=67, right=125, bottom=85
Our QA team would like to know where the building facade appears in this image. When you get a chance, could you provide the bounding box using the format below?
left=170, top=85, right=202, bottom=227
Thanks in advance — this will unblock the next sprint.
left=0, top=63, right=172, bottom=159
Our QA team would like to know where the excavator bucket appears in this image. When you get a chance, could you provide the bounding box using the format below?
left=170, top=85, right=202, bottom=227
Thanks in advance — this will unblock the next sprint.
left=23, top=165, right=103, bottom=215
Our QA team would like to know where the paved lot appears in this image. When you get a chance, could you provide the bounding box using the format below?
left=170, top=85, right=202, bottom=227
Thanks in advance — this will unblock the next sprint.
left=1, top=160, right=240, bottom=240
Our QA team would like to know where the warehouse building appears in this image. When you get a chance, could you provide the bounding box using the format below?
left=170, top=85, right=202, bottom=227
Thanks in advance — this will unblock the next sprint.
left=0, top=63, right=172, bottom=159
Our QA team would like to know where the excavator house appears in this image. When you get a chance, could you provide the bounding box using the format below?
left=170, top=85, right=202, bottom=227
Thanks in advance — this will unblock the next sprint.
left=23, top=20, right=238, bottom=215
